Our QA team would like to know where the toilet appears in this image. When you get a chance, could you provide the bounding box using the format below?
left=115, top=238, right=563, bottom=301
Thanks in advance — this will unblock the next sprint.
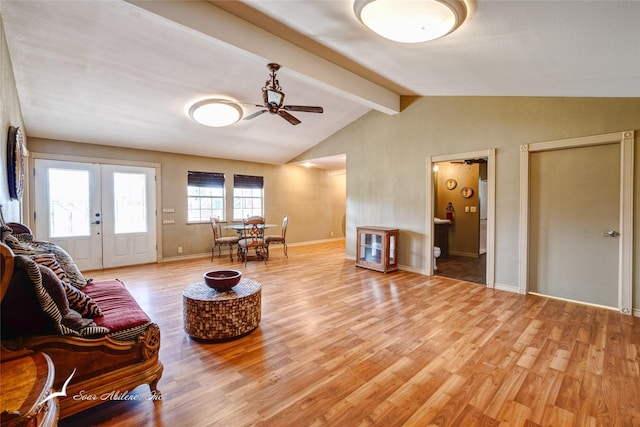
left=434, top=246, right=441, bottom=270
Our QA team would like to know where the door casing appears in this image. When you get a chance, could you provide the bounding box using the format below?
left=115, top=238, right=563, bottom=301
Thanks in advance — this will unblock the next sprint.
left=426, top=149, right=496, bottom=287
left=519, top=131, right=634, bottom=315
left=29, top=152, right=163, bottom=267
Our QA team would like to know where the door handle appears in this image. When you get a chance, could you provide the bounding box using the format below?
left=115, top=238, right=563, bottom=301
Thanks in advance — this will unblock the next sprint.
left=92, top=220, right=101, bottom=225
left=601, top=230, right=619, bottom=237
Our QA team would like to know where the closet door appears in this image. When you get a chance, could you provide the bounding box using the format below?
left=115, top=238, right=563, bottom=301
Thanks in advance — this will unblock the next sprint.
left=528, top=143, right=620, bottom=308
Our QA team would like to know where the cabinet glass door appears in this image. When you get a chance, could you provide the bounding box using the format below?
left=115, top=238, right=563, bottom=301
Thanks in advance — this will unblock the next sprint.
left=359, top=231, right=382, bottom=264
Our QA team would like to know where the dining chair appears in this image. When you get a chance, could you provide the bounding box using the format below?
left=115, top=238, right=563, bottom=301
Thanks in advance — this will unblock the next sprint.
left=210, top=217, right=239, bottom=262
left=265, top=214, right=288, bottom=259
left=237, top=216, right=267, bottom=266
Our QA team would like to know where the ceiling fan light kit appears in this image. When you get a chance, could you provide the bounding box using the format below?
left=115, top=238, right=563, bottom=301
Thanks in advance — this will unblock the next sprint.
left=188, top=98, right=243, bottom=127
left=353, top=0, right=468, bottom=43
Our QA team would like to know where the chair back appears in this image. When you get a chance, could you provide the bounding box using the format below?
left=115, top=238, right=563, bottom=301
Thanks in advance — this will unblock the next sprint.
left=281, top=215, right=289, bottom=238
left=243, top=216, right=265, bottom=246
left=210, top=217, right=221, bottom=242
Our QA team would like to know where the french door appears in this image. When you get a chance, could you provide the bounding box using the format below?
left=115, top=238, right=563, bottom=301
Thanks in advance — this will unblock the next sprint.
left=34, top=159, right=157, bottom=270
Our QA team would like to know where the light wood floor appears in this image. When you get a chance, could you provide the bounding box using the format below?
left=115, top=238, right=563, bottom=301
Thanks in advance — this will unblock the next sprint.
left=60, top=240, right=639, bottom=427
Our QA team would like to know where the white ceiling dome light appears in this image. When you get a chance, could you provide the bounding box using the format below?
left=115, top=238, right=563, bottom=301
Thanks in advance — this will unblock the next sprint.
left=354, top=0, right=469, bottom=43
left=188, top=98, right=243, bottom=127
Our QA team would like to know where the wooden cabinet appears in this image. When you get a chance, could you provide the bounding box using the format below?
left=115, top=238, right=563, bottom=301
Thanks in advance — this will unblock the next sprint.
left=356, top=227, right=399, bottom=273
left=1, top=352, right=58, bottom=427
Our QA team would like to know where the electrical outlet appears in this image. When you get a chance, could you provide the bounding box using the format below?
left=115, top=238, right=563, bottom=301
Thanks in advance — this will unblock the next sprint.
left=178, top=246, right=183, bottom=254
left=470, top=206, right=477, bottom=213
left=331, top=231, right=334, bottom=237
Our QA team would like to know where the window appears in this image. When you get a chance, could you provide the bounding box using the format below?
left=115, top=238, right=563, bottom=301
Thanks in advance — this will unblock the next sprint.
left=187, top=171, right=225, bottom=223
left=233, top=174, right=264, bottom=220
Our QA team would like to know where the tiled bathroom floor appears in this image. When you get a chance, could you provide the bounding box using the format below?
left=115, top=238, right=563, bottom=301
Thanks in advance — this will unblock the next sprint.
left=435, top=253, right=486, bottom=284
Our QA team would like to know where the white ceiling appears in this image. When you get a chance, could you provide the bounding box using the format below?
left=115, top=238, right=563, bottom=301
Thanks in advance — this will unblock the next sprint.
left=1, top=0, right=639, bottom=169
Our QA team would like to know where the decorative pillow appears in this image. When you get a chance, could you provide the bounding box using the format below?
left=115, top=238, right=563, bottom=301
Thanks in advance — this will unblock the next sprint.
left=10, top=255, right=108, bottom=337
left=63, top=282, right=103, bottom=318
left=12, top=232, right=33, bottom=242
left=15, top=236, right=90, bottom=289
left=32, top=253, right=72, bottom=285
left=62, top=309, right=98, bottom=330
left=1, top=267, right=56, bottom=337
left=2, top=234, right=41, bottom=255
left=1, top=224, right=14, bottom=242
left=38, top=264, right=70, bottom=316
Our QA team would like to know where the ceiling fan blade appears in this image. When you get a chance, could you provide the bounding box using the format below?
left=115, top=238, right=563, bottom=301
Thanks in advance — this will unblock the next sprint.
left=283, top=105, right=323, bottom=113
left=278, top=110, right=301, bottom=125
left=243, top=110, right=267, bottom=120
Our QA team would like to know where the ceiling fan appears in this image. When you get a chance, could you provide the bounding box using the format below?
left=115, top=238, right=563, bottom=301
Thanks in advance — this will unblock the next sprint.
left=243, top=63, right=324, bottom=125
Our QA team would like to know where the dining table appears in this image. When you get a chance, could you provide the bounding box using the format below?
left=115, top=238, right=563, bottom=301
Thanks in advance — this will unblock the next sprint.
left=224, top=223, right=278, bottom=238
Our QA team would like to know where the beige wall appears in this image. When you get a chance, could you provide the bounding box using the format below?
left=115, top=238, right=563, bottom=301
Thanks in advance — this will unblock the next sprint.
left=294, top=96, right=640, bottom=309
left=0, top=14, right=26, bottom=222
left=26, top=138, right=346, bottom=258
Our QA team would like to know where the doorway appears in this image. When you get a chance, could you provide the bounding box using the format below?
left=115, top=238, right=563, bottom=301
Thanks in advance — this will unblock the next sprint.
left=433, top=159, right=486, bottom=284
left=427, top=149, right=496, bottom=287
left=34, top=159, right=158, bottom=270
left=519, top=131, right=634, bottom=315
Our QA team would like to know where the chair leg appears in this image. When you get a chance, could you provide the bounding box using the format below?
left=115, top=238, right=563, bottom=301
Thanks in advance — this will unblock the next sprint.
left=211, top=247, right=214, bottom=262
left=283, top=243, right=288, bottom=258
left=229, top=244, right=234, bottom=262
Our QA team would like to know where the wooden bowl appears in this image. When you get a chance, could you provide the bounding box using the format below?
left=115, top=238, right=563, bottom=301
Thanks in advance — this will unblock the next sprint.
left=203, top=270, right=242, bottom=291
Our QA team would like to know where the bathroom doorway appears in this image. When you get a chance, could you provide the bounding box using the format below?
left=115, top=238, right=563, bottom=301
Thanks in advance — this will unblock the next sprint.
left=427, top=149, right=495, bottom=287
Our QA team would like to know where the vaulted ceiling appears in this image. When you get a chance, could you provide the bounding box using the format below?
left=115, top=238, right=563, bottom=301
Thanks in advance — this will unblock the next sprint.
left=2, top=0, right=639, bottom=168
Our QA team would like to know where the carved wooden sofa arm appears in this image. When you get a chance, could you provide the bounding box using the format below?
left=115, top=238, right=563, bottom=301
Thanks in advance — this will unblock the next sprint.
left=4, top=325, right=163, bottom=417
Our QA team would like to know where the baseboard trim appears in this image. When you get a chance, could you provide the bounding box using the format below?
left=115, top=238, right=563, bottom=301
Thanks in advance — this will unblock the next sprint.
left=162, top=238, right=346, bottom=263
left=494, top=283, right=521, bottom=294
left=448, top=250, right=480, bottom=258
left=528, top=292, right=619, bottom=312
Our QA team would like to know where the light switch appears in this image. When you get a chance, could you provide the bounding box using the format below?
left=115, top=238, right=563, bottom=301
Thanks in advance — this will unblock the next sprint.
left=465, top=206, right=470, bottom=212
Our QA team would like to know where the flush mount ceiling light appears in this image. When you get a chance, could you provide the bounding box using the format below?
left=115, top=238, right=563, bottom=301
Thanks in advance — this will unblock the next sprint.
left=354, top=0, right=468, bottom=43
left=188, top=98, right=243, bottom=127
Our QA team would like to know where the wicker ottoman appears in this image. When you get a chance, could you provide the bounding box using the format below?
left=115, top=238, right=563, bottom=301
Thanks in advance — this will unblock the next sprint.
left=183, top=279, right=261, bottom=341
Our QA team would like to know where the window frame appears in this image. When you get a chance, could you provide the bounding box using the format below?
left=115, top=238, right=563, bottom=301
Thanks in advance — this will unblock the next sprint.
left=187, top=171, right=226, bottom=224
left=233, top=174, right=264, bottom=221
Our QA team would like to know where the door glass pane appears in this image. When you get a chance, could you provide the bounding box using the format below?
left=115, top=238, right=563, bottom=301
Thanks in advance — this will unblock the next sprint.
left=114, top=172, right=147, bottom=234
left=48, top=168, right=90, bottom=237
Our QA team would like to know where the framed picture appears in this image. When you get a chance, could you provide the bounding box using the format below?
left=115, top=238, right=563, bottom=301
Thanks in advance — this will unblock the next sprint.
left=7, top=126, right=25, bottom=201
left=445, top=178, right=457, bottom=190
left=461, top=186, right=474, bottom=198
